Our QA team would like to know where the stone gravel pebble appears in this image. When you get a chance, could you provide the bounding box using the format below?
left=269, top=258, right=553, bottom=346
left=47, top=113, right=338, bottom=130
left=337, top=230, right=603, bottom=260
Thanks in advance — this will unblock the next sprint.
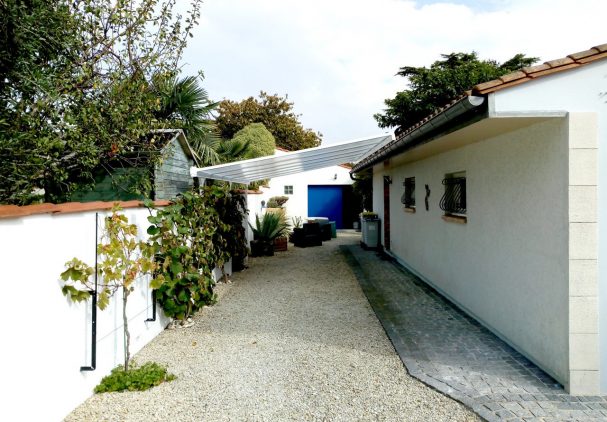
left=66, top=232, right=479, bottom=421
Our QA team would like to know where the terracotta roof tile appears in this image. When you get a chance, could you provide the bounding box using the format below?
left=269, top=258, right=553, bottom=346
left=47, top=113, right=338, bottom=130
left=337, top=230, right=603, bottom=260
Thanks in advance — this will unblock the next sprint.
left=545, top=57, right=575, bottom=67
left=568, top=47, right=600, bottom=60
left=528, top=63, right=580, bottom=78
left=471, top=42, right=607, bottom=95
left=499, top=71, right=526, bottom=83
left=522, top=63, right=551, bottom=74
left=578, top=51, right=607, bottom=64
left=593, top=43, right=607, bottom=53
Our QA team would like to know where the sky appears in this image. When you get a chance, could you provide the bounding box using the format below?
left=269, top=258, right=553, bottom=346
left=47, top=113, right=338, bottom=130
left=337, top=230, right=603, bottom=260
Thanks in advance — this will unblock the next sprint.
left=180, top=0, right=607, bottom=145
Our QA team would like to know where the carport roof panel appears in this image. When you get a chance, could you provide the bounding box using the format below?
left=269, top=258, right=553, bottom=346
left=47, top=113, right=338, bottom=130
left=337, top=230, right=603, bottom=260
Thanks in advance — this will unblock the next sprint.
left=191, top=134, right=392, bottom=183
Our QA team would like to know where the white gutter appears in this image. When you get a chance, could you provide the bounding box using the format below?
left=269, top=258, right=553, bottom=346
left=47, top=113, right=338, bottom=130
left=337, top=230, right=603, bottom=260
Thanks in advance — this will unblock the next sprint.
left=352, top=95, right=485, bottom=172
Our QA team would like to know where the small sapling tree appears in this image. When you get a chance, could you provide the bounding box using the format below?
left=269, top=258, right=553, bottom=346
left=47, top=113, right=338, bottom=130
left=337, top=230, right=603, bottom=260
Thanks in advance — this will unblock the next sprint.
left=60, top=207, right=156, bottom=371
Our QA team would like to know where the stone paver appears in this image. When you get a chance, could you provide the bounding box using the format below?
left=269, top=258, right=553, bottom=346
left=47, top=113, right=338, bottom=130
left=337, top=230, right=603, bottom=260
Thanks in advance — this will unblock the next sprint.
left=341, top=245, right=607, bottom=422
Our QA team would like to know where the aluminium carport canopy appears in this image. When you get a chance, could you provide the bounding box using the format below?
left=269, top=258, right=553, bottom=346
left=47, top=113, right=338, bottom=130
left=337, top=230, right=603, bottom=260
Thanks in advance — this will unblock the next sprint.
left=190, top=134, right=393, bottom=184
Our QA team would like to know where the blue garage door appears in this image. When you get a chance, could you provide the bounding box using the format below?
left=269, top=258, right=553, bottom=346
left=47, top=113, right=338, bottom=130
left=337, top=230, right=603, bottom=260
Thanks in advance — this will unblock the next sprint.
left=308, top=185, right=344, bottom=229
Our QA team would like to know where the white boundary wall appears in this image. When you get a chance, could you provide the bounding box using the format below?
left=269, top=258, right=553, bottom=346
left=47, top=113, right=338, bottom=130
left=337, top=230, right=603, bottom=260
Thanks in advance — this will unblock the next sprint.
left=0, top=206, right=230, bottom=420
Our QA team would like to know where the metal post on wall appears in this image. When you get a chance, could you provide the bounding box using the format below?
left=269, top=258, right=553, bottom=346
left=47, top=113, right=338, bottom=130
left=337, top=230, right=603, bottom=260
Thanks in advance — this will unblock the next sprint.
left=80, top=213, right=98, bottom=371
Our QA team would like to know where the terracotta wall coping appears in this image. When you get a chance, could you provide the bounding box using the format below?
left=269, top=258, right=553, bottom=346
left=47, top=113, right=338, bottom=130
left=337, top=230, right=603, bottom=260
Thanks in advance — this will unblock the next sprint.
left=0, top=200, right=171, bottom=220
left=232, top=189, right=263, bottom=195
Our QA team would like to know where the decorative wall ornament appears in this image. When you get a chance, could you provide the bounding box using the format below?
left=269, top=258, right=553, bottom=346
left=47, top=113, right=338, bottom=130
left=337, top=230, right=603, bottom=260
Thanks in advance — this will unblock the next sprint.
left=425, top=184, right=431, bottom=211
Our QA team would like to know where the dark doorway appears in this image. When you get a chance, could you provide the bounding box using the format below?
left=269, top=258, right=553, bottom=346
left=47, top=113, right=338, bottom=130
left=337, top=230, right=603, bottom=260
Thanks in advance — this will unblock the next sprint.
left=308, top=185, right=356, bottom=229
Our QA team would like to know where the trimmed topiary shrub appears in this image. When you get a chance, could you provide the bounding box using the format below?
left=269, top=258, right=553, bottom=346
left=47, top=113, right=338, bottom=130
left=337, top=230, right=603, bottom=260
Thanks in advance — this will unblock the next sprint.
left=232, top=123, right=276, bottom=159
left=267, top=195, right=289, bottom=208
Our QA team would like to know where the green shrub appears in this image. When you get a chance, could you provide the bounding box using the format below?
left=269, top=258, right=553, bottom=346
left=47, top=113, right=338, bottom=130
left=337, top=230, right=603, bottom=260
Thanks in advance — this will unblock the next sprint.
left=232, top=123, right=276, bottom=159
left=94, top=362, right=175, bottom=393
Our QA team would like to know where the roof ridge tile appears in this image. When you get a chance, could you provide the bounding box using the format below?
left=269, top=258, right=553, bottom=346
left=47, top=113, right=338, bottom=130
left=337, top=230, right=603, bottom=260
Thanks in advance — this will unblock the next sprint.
left=499, top=70, right=527, bottom=83
left=522, top=63, right=550, bottom=74
left=568, top=47, right=600, bottom=60
left=593, top=43, right=607, bottom=53
left=545, top=57, right=575, bottom=68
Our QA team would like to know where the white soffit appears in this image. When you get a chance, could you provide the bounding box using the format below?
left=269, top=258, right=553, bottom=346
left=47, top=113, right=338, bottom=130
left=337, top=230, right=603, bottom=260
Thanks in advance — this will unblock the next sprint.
left=191, top=134, right=393, bottom=183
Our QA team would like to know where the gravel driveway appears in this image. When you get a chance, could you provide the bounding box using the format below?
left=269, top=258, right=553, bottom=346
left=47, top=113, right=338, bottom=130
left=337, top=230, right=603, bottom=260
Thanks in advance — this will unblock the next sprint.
left=66, top=232, right=479, bottom=421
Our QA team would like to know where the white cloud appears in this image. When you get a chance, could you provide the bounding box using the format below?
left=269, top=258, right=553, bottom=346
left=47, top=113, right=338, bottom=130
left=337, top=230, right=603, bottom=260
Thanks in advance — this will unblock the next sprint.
left=182, top=0, right=607, bottom=143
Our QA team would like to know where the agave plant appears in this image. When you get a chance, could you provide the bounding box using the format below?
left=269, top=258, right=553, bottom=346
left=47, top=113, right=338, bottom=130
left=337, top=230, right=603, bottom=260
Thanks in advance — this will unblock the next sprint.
left=249, top=212, right=289, bottom=242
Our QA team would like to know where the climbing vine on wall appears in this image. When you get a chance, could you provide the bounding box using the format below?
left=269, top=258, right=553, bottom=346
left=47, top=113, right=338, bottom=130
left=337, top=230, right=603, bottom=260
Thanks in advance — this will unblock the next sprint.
left=146, top=187, right=248, bottom=321
left=60, top=207, right=157, bottom=371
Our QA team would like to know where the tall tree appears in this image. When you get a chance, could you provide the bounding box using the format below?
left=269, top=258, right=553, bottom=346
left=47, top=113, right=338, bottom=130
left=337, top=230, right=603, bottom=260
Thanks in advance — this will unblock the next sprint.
left=0, top=0, right=203, bottom=204
left=374, top=52, right=538, bottom=130
left=215, top=92, right=322, bottom=151
left=151, top=73, right=249, bottom=165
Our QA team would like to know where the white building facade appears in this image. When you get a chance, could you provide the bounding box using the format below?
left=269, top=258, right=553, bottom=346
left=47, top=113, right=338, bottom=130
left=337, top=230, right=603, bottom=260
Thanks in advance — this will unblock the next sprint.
left=252, top=148, right=355, bottom=228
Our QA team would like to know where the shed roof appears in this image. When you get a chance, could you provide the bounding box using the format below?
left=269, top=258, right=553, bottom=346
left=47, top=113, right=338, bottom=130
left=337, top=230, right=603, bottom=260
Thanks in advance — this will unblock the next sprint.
left=191, top=134, right=392, bottom=184
left=151, top=129, right=200, bottom=166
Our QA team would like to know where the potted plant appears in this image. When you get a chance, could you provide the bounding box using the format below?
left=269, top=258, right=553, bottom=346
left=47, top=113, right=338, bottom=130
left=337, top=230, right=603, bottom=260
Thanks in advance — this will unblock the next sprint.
left=360, top=211, right=378, bottom=220
left=289, top=216, right=303, bottom=243
left=270, top=208, right=290, bottom=251
left=249, top=213, right=289, bottom=256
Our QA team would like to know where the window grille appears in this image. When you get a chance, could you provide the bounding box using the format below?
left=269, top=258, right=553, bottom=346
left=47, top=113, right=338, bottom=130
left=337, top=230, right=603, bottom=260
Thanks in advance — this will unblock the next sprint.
left=401, top=177, right=415, bottom=207
left=439, top=176, right=466, bottom=215
left=284, top=185, right=293, bottom=195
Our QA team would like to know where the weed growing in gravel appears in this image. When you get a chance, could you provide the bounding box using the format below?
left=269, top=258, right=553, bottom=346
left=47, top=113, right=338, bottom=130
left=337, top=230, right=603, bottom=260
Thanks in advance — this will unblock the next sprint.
left=94, top=362, right=176, bottom=393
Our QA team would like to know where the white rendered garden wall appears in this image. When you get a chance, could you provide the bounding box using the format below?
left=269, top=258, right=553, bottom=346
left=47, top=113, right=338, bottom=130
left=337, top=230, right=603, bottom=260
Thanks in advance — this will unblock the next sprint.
left=0, top=205, right=230, bottom=421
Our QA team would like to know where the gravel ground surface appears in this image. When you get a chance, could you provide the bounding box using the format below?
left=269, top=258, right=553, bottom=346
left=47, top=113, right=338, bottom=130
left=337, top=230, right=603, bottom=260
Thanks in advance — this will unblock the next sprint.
left=66, top=231, right=479, bottom=422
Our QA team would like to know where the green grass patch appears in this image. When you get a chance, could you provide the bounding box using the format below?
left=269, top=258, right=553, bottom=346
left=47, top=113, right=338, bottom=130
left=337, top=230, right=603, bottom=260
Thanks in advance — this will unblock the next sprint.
left=94, top=362, right=176, bottom=393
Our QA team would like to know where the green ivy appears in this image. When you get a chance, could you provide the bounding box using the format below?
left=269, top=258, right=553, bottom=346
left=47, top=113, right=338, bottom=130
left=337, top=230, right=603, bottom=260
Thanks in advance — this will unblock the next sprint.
left=213, top=188, right=248, bottom=273
left=94, top=362, right=175, bottom=393
left=147, top=186, right=248, bottom=320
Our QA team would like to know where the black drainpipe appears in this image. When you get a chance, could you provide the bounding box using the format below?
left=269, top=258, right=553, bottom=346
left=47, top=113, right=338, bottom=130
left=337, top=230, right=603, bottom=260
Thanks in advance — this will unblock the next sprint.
left=81, top=213, right=98, bottom=371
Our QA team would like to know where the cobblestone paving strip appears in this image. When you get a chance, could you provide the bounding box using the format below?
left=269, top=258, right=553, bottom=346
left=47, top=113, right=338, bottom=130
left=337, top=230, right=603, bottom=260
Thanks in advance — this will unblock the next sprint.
left=342, top=245, right=607, bottom=422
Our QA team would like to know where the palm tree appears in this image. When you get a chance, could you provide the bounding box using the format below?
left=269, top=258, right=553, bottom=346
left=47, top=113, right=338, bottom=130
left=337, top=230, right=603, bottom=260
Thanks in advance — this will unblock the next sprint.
left=152, top=73, right=249, bottom=165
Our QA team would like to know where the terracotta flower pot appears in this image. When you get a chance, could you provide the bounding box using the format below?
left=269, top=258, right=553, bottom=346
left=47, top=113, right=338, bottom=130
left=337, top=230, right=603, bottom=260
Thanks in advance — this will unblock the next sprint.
left=274, top=236, right=288, bottom=252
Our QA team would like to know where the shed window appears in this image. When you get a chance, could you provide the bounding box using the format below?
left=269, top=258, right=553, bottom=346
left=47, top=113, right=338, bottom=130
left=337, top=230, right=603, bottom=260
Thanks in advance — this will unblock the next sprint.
left=284, top=185, right=293, bottom=195
left=440, top=172, right=466, bottom=215
left=401, top=177, right=415, bottom=208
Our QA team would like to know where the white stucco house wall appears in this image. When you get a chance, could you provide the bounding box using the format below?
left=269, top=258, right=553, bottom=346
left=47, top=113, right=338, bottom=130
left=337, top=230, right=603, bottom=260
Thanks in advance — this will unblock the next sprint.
left=251, top=148, right=356, bottom=229
left=352, top=43, right=607, bottom=395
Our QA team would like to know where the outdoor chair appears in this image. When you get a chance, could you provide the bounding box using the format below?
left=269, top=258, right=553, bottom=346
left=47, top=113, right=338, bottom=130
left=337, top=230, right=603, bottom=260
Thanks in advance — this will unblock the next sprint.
left=293, top=222, right=323, bottom=247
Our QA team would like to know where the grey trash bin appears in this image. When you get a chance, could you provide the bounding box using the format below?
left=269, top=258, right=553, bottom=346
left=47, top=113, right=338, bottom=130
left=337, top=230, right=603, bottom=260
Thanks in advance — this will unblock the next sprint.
left=361, top=218, right=380, bottom=249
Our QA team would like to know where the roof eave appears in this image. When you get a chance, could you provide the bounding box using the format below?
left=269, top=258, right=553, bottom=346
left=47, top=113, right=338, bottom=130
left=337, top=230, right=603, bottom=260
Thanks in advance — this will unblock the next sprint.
left=352, top=95, right=487, bottom=172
